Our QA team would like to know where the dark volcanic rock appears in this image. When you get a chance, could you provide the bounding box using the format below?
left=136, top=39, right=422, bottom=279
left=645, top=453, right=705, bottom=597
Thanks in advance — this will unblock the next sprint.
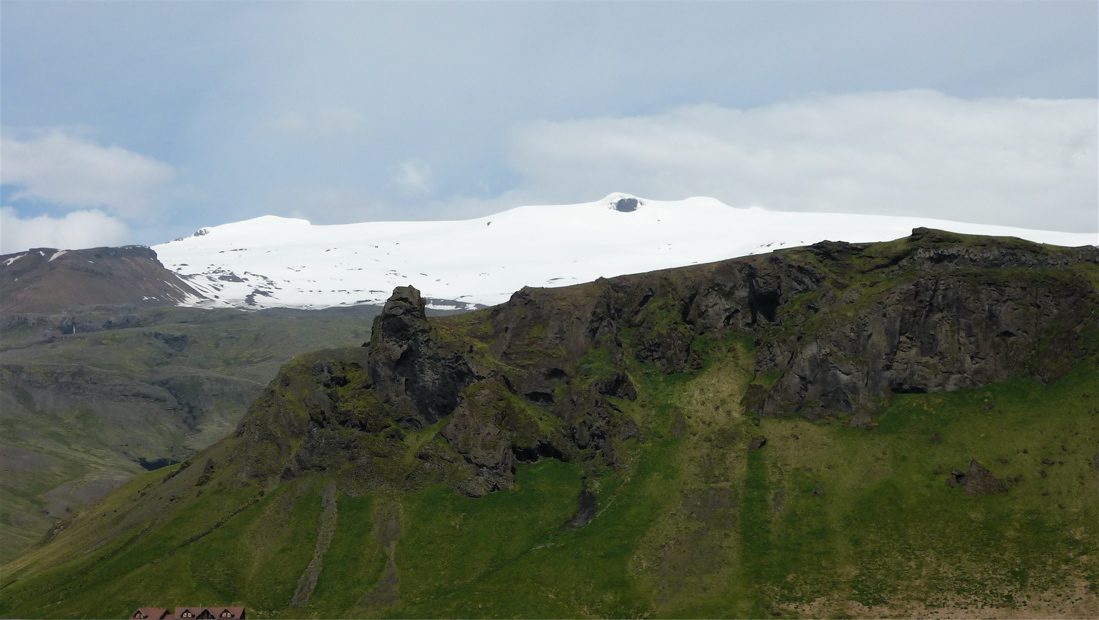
left=236, top=230, right=1099, bottom=498
left=758, top=269, right=1097, bottom=420
left=567, top=485, right=598, bottom=528
left=439, top=386, right=516, bottom=495
left=614, top=197, right=639, bottom=212
left=743, top=233, right=1099, bottom=422
left=593, top=372, right=637, bottom=401
left=367, top=286, right=475, bottom=430
left=962, top=459, right=1007, bottom=496
left=684, top=257, right=825, bottom=334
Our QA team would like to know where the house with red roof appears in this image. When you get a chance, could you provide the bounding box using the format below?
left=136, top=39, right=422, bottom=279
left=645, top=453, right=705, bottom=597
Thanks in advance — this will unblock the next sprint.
left=131, top=609, right=171, bottom=620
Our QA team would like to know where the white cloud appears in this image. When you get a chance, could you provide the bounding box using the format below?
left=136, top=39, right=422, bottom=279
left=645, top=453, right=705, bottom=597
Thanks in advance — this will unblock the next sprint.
left=392, top=160, right=433, bottom=195
left=0, top=207, right=131, bottom=253
left=498, top=90, right=1097, bottom=233
left=0, top=128, right=177, bottom=218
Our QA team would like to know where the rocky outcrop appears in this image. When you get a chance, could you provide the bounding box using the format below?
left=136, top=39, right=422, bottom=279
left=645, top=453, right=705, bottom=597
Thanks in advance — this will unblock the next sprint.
left=684, top=255, right=826, bottom=334
left=367, top=286, right=475, bottom=430
left=241, top=284, right=642, bottom=493
left=752, top=241, right=1099, bottom=422
left=948, top=460, right=1007, bottom=495
left=439, top=385, right=518, bottom=496
left=566, top=232, right=1098, bottom=424
left=237, top=230, right=1099, bottom=496
left=614, top=197, right=639, bottom=212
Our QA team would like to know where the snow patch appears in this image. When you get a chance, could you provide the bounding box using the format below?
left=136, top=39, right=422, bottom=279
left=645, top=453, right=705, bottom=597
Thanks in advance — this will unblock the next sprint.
left=153, top=195, right=1098, bottom=311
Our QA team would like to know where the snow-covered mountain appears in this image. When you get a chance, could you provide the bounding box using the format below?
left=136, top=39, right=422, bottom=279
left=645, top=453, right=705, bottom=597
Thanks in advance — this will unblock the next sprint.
left=153, top=194, right=1097, bottom=310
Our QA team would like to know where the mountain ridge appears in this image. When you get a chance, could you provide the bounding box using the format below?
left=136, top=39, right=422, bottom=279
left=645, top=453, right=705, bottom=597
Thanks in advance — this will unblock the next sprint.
left=0, top=245, right=202, bottom=314
left=2, top=228, right=1096, bottom=618
left=233, top=228, right=1099, bottom=495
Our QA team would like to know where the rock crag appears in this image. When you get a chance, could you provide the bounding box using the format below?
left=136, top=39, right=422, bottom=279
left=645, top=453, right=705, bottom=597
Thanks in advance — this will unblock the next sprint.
left=236, top=229, right=1099, bottom=495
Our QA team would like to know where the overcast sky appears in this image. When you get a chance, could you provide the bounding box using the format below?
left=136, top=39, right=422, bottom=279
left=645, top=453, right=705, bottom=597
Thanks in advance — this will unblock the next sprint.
left=2, top=1, right=1096, bottom=253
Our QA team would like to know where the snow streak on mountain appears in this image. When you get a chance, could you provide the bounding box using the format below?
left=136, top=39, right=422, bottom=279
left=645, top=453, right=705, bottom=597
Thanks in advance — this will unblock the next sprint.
left=153, top=194, right=1097, bottom=310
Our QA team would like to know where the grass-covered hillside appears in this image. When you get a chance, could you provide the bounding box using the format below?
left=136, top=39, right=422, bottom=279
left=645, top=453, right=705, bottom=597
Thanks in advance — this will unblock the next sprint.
left=0, top=305, right=383, bottom=563
left=1, top=230, right=1096, bottom=618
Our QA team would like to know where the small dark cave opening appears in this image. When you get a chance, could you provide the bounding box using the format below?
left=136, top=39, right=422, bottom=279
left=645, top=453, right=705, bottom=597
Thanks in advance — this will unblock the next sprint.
left=137, top=457, right=181, bottom=471
left=512, top=441, right=565, bottom=463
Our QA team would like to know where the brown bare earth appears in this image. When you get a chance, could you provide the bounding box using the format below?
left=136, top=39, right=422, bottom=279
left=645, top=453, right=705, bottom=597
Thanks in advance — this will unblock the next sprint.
left=0, top=245, right=202, bottom=313
left=789, top=578, right=1098, bottom=619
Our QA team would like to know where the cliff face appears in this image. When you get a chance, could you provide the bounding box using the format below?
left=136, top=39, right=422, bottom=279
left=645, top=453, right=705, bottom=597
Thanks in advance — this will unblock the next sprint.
left=366, top=286, right=476, bottom=430
left=0, top=246, right=203, bottom=314
left=237, top=229, right=1099, bottom=494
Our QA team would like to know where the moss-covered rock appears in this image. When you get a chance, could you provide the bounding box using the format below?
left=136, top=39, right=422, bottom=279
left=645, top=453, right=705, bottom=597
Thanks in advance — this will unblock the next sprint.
left=235, top=231, right=1099, bottom=496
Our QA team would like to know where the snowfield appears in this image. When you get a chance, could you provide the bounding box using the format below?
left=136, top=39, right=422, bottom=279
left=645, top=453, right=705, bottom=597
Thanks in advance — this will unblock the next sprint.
left=153, top=194, right=1098, bottom=310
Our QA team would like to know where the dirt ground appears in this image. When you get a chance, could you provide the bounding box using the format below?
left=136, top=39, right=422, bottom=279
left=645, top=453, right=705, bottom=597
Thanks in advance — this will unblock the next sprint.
left=786, top=578, right=1097, bottom=619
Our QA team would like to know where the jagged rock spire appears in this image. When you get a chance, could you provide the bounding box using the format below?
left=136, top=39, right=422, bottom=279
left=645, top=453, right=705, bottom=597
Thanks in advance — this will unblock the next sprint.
left=367, top=286, right=474, bottom=430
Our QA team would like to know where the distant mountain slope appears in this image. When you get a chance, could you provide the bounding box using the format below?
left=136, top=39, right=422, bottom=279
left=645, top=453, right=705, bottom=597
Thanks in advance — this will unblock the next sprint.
left=0, top=304, right=382, bottom=565
left=0, top=246, right=204, bottom=314
left=153, top=193, right=1097, bottom=310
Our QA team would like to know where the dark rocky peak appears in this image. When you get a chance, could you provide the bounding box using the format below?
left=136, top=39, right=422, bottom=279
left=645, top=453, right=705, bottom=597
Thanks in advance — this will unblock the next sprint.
left=615, top=197, right=639, bottom=212
left=602, top=193, right=643, bottom=212
left=372, top=285, right=430, bottom=343
left=367, top=286, right=475, bottom=430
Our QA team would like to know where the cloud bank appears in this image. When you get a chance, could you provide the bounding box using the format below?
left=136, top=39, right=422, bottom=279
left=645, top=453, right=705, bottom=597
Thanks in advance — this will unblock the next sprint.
left=489, top=91, right=1096, bottom=234
left=0, top=129, right=177, bottom=218
left=0, top=207, right=130, bottom=254
left=1, top=92, right=1094, bottom=252
left=3, top=2, right=1095, bottom=243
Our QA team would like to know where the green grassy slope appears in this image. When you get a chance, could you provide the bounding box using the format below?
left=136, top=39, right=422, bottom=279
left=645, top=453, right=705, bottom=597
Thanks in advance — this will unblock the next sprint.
left=1, top=337, right=1094, bottom=618
left=2, top=233, right=1096, bottom=618
left=0, top=305, right=380, bottom=563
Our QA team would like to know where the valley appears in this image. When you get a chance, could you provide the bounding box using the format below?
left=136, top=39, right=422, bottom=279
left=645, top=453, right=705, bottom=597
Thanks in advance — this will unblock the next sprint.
left=0, top=304, right=383, bottom=564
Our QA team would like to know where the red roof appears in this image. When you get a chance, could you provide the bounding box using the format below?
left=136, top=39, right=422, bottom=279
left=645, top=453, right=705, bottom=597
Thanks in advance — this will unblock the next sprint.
left=169, top=607, right=245, bottom=620
left=134, top=606, right=245, bottom=620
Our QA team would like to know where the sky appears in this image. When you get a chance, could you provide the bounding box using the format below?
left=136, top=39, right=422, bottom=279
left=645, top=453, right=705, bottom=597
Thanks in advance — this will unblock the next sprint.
left=1, top=1, right=1097, bottom=254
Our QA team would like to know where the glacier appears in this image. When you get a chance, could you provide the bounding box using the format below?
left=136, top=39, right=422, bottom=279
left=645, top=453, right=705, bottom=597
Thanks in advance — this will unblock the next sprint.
left=153, top=194, right=1098, bottom=310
